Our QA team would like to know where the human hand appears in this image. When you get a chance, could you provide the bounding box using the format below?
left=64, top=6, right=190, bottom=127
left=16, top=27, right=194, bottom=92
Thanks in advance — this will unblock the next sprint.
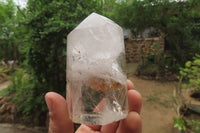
left=45, top=80, right=142, bottom=133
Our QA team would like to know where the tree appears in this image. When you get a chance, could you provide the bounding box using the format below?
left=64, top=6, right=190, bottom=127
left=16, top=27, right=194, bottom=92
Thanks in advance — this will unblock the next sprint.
left=0, top=0, right=17, bottom=62
left=7, top=0, right=103, bottom=125
left=110, top=0, right=200, bottom=66
left=25, top=0, right=103, bottom=91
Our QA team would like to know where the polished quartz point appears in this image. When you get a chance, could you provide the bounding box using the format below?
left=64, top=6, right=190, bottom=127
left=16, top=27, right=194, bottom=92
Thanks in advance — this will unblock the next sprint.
left=67, top=12, right=128, bottom=125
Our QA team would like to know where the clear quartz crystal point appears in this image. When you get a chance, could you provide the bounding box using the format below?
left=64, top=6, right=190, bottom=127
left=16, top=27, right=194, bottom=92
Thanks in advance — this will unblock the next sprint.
left=67, top=12, right=128, bottom=125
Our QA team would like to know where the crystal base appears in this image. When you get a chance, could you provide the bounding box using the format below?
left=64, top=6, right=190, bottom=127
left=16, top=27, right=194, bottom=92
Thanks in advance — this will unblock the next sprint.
left=73, top=111, right=128, bottom=125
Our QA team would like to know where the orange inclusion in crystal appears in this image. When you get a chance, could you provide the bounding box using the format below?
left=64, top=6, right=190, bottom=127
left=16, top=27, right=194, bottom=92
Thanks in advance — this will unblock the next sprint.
left=87, top=77, right=124, bottom=92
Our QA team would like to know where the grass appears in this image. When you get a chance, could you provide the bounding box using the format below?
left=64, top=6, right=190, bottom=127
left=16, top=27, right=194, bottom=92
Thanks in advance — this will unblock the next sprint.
left=0, top=87, right=10, bottom=97
left=146, top=90, right=171, bottom=108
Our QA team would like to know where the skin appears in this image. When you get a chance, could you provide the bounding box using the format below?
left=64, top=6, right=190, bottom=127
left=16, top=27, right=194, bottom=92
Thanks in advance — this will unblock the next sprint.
left=45, top=80, right=142, bottom=133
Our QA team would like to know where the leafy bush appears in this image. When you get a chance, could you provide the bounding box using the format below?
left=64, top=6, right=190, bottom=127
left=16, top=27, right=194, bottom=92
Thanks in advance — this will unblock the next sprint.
left=179, top=54, right=200, bottom=90
left=25, top=0, right=103, bottom=93
left=2, top=0, right=104, bottom=125
left=136, top=63, right=160, bottom=77
left=173, top=117, right=186, bottom=131
left=187, top=120, right=200, bottom=132
left=136, top=43, right=180, bottom=78
left=5, top=69, right=47, bottom=125
left=173, top=117, right=200, bottom=132
left=0, top=0, right=18, bottom=62
left=173, top=55, right=200, bottom=132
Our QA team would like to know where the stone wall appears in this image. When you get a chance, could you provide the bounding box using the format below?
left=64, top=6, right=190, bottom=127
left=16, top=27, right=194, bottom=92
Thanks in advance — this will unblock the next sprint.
left=125, top=37, right=164, bottom=63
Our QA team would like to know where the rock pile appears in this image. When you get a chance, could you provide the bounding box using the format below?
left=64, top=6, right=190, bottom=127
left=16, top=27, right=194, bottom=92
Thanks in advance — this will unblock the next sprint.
left=125, top=37, right=164, bottom=63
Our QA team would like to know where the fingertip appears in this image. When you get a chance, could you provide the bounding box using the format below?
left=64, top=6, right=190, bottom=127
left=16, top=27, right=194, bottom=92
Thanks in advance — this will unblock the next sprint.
left=45, top=91, right=56, bottom=98
left=45, top=92, right=55, bottom=112
left=100, top=121, right=119, bottom=133
left=45, top=92, right=52, bottom=103
left=126, top=112, right=142, bottom=130
left=85, top=124, right=101, bottom=131
left=76, top=125, right=99, bottom=133
left=45, top=92, right=66, bottom=101
left=127, top=80, right=135, bottom=90
left=118, top=112, right=142, bottom=133
left=76, top=125, right=91, bottom=132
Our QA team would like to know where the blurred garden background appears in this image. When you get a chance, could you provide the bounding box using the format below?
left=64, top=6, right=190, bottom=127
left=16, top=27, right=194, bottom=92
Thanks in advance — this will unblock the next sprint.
left=0, top=0, right=199, bottom=132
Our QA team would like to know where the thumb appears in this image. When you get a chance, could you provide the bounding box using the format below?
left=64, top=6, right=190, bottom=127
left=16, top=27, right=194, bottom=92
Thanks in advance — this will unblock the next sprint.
left=45, top=92, right=74, bottom=133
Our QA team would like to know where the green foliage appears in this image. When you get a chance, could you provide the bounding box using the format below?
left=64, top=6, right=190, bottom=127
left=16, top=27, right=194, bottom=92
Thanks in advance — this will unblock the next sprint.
left=0, top=67, right=15, bottom=75
left=173, top=117, right=186, bottom=131
left=0, top=0, right=18, bottom=61
left=6, top=69, right=47, bottom=125
left=110, top=0, right=200, bottom=66
left=187, top=120, right=200, bottom=132
left=1, top=0, right=103, bottom=125
left=179, top=54, right=200, bottom=90
left=136, top=42, right=180, bottom=77
left=0, top=0, right=104, bottom=125
left=173, top=117, right=200, bottom=132
left=25, top=0, right=103, bottom=93
left=110, top=0, right=200, bottom=76
left=137, top=63, right=160, bottom=77
left=102, top=0, right=118, bottom=17
left=126, top=71, right=131, bottom=76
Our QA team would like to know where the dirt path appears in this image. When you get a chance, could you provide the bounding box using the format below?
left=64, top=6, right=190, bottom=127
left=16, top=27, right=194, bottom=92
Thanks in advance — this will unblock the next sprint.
left=129, top=76, right=178, bottom=133
left=0, top=123, right=46, bottom=133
